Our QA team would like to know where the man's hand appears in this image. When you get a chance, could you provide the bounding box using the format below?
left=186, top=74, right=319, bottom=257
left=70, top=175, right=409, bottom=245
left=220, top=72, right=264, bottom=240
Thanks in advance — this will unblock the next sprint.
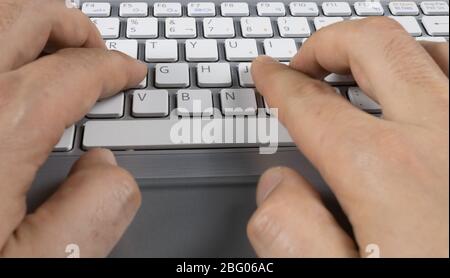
left=248, top=17, right=449, bottom=258
left=0, top=0, right=146, bottom=257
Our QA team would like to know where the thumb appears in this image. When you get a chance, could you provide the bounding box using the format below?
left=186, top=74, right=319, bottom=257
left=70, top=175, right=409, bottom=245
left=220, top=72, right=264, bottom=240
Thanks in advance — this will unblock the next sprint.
left=247, top=167, right=358, bottom=258
left=1, top=149, right=141, bottom=257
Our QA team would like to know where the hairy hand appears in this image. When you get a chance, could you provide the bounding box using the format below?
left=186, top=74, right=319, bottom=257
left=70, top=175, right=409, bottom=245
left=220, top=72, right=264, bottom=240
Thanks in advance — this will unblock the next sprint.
left=0, top=0, right=146, bottom=257
left=248, top=17, right=449, bottom=258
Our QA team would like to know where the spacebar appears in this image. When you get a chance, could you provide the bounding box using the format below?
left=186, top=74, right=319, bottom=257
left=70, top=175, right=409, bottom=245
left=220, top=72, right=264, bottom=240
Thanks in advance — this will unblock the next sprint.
left=83, top=119, right=293, bottom=150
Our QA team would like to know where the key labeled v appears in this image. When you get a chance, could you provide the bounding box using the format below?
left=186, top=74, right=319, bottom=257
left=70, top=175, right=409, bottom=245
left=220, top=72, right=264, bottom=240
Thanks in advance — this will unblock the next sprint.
left=137, top=93, right=147, bottom=101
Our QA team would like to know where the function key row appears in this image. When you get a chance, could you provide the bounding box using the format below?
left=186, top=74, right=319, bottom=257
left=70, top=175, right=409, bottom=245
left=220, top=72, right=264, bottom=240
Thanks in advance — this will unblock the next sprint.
left=82, top=2, right=450, bottom=18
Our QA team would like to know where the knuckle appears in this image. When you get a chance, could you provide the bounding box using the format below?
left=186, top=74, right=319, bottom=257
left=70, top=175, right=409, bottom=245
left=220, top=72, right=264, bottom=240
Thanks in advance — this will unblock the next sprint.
left=66, top=7, right=98, bottom=44
left=107, top=49, right=134, bottom=65
left=298, top=80, right=332, bottom=97
left=358, top=17, right=418, bottom=62
left=286, top=81, right=338, bottom=115
left=99, top=166, right=141, bottom=208
left=52, top=48, right=110, bottom=77
left=57, top=48, right=105, bottom=65
left=376, top=33, right=438, bottom=87
left=284, top=80, right=331, bottom=110
left=362, top=16, right=405, bottom=33
left=381, top=35, right=416, bottom=62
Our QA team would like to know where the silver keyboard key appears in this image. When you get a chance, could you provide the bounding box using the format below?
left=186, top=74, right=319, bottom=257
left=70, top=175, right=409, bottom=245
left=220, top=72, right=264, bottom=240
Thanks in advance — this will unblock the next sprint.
left=119, top=2, right=148, bottom=17
left=322, top=2, right=352, bottom=16
left=325, top=74, right=355, bottom=85
left=126, top=18, right=158, bottom=39
left=220, top=89, right=257, bottom=116
left=314, top=17, right=344, bottom=31
left=197, top=63, right=232, bottom=87
left=389, top=2, right=419, bottom=15
left=289, top=2, right=319, bottom=16
left=132, top=90, right=169, bottom=118
left=145, top=40, right=178, bottom=62
left=264, top=38, right=297, bottom=60
left=348, top=87, right=381, bottom=112
left=82, top=2, right=111, bottom=17
left=354, top=2, right=385, bottom=16
left=257, top=2, right=286, bottom=16
left=54, top=126, right=75, bottom=152
left=277, top=17, right=311, bottom=38
left=221, top=2, right=250, bottom=16
left=154, top=2, right=182, bottom=17
left=241, top=17, right=274, bottom=38
left=83, top=119, right=293, bottom=149
left=225, top=39, right=258, bottom=61
left=422, top=16, right=450, bottom=36
left=166, top=18, right=197, bottom=38
left=390, top=16, right=422, bottom=36
left=106, top=39, right=138, bottom=58
left=185, top=39, right=219, bottom=62
left=238, top=63, right=255, bottom=88
left=88, top=93, right=125, bottom=118
left=177, top=90, right=214, bottom=116
left=187, top=2, right=216, bottom=17
left=416, top=36, right=447, bottom=42
left=203, top=18, right=236, bottom=38
left=91, top=18, right=120, bottom=39
left=420, top=1, right=449, bottom=15
left=155, top=63, right=190, bottom=88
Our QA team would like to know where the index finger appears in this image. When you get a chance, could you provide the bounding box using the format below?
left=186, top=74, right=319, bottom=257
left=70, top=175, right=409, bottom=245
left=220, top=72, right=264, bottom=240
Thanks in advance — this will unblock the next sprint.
left=290, top=17, right=449, bottom=128
left=0, top=0, right=105, bottom=72
left=0, top=48, right=146, bottom=241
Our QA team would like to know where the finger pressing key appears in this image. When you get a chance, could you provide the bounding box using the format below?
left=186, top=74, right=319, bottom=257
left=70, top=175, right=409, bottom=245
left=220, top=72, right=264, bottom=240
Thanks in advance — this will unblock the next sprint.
left=289, top=17, right=449, bottom=127
left=251, top=55, right=385, bottom=219
left=0, top=0, right=105, bottom=72
left=0, top=48, right=146, bottom=245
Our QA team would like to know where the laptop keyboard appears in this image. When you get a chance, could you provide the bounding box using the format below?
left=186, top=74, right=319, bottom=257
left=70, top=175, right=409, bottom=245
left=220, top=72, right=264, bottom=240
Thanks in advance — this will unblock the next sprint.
left=54, top=1, right=449, bottom=152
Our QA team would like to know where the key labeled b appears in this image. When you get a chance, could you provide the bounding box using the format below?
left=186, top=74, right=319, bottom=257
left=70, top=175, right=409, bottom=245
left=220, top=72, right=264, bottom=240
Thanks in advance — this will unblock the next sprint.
left=177, top=90, right=214, bottom=117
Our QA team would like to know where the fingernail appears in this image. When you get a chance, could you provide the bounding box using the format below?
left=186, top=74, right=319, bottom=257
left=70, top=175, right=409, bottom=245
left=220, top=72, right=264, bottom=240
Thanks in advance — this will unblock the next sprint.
left=256, top=167, right=284, bottom=206
left=254, top=55, right=279, bottom=64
